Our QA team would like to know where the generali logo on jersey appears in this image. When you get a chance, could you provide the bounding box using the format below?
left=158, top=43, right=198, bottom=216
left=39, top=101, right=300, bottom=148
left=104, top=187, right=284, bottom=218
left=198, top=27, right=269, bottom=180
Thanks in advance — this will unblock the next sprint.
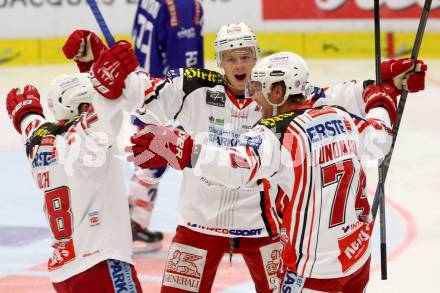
left=260, top=242, right=283, bottom=291
left=262, top=0, right=440, bottom=19
left=163, top=243, right=207, bottom=292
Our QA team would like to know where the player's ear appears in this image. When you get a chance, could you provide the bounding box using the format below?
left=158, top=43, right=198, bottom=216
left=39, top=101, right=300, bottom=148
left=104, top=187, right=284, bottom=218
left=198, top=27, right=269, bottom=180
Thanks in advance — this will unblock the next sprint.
left=272, top=84, right=285, bottom=104
left=78, top=103, right=90, bottom=114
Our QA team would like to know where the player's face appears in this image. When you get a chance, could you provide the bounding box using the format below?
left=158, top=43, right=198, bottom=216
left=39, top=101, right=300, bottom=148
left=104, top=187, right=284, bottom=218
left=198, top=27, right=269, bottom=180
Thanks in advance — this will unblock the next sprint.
left=247, top=81, right=286, bottom=118
left=259, top=94, right=277, bottom=118
left=221, top=48, right=256, bottom=94
left=247, top=81, right=273, bottom=118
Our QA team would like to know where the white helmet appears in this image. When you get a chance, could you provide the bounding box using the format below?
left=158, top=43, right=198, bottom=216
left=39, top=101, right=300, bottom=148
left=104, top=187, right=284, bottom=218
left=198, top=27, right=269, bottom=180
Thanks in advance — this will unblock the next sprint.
left=214, top=22, right=258, bottom=66
left=47, top=73, right=94, bottom=121
left=250, top=52, right=310, bottom=106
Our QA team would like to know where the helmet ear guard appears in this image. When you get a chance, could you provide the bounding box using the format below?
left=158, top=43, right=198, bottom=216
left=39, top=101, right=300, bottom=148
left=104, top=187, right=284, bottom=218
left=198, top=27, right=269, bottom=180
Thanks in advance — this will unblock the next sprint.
left=214, top=22, right=259, bottom=67
left=47, top=73, right=94, bottom=121
left=250, top=52, right=310, bottom=107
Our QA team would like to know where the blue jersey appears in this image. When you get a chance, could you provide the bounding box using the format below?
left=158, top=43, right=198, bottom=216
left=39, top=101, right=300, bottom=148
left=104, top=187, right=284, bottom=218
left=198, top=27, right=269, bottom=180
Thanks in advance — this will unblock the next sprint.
left=132, top=0, right=204, bottom=78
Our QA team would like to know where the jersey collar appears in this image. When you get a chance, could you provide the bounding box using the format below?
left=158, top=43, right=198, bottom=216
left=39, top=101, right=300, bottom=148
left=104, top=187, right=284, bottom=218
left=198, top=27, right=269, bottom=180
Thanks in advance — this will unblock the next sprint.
left=225, top=86, right=254, bottom=110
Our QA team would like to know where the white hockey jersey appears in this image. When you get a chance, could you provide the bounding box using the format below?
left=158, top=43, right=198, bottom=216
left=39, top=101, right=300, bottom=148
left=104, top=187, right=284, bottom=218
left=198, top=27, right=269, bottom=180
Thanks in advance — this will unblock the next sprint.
left=128, top=68, right=369, bottom=238
left=194, top=105, right=392, bottom=278
left=20, top=86, right=144, bottom=282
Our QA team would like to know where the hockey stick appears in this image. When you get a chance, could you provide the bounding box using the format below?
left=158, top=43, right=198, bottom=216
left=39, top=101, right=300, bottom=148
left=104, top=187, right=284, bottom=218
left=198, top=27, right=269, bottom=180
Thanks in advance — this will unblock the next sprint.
left=373, top=0, right=388, bottom=280
left=86, top=0, right=116, bottom=47
left=370, top=2, right=431, bottom=278
left=371, top=0, right=432, bottom=219
left=374, top=1, right=382, bottom=86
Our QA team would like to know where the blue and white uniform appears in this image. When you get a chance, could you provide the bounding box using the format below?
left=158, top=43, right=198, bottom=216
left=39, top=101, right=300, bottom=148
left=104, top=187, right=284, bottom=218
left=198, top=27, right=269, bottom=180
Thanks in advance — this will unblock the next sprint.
left=132, top=0, right=204, bottom=77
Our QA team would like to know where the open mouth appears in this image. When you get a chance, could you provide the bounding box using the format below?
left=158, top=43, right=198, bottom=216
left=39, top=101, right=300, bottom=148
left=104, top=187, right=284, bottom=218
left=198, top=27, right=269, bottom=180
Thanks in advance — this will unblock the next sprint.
left=235, top=74, right=246, bottom=81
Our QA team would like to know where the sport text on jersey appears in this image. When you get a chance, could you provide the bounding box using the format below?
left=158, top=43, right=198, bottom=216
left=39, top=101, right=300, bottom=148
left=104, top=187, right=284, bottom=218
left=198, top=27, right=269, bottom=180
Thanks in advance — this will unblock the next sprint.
left=187, top=222, right=263, bottom=236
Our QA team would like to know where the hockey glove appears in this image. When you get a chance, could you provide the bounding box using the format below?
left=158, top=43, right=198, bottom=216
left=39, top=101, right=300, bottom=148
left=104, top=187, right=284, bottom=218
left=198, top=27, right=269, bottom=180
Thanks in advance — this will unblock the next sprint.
left=63, top=29, right=108, bottom=73
left=363, top=84, right=398, bottom=125
left=381, top=58, right=427, bottom=93
left=126, top=125, right=194, bottom=171
left=6, top=85, right=44, bottom=134
left=90, top=41, right=139, bottom=99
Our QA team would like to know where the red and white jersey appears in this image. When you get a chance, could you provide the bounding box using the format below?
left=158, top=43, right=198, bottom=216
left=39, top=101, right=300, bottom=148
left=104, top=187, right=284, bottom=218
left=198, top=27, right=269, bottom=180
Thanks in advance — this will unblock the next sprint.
left=19, top=90, right=144, bottom=282
left=194, top=105, right=392, bottom=278
left=128, top=68, right=369, bottom=238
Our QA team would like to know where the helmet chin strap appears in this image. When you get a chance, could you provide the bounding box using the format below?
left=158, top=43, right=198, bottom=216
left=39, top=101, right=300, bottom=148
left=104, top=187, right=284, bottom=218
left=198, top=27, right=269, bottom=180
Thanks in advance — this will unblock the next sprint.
left=264, top=92, right=287, bottom=117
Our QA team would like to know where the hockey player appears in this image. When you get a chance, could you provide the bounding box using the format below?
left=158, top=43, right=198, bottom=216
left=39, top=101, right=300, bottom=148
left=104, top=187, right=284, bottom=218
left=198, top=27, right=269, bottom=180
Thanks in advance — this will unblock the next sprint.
left=88, top=22, right=426, bottom=292
left=5, top=42, right=143, bottom=292
left=131, top=0, right=204, bottom=250
left=127, top=52, right=426, bottom=292
left=62, top=29, right=164, bottom=252
left=132, top=0, right=204, bottom=76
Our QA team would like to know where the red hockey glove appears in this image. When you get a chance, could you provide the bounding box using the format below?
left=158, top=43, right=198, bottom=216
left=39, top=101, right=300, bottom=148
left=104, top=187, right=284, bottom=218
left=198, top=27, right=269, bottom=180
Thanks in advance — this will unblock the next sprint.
left=363, top=84, right=398, bottom=125
left=90, top=41, right=139, bottom=99
left=126, top=125, right=194, bottom=171
left=6, top=85, right=44, bottom=134
left=63, top=29, right=108, bottom=73
left=381, top=58, right=427, bottom=93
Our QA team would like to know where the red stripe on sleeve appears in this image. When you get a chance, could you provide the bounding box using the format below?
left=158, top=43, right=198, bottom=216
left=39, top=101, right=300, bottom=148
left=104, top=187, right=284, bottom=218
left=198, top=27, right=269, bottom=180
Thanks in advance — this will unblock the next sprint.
left=260, top=179, right=279, bottom=236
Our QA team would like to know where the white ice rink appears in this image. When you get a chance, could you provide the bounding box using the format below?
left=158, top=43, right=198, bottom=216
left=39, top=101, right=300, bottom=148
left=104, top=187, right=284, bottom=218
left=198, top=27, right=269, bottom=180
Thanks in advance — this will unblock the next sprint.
left=0, top=60, right=439, bottom=292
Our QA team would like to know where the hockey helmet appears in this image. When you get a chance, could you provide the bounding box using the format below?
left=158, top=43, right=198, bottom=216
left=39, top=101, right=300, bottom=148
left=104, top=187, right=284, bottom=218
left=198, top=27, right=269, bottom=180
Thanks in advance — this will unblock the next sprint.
left=214, top=22, right=259, bottom=67
left=47, top=73, right=94, bottom=121
left=247, top=52, right=310, bottom=107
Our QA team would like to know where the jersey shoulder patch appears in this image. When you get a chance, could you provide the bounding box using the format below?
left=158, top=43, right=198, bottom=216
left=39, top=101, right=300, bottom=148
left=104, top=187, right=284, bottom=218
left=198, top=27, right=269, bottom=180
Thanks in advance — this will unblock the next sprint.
left=182, top=68, right=224, bottom=94
left=256, top=109, right=309, bottom=143
left=26, top=118, right=79, bottom=157
left=258, top=109, right=307, bottom=131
